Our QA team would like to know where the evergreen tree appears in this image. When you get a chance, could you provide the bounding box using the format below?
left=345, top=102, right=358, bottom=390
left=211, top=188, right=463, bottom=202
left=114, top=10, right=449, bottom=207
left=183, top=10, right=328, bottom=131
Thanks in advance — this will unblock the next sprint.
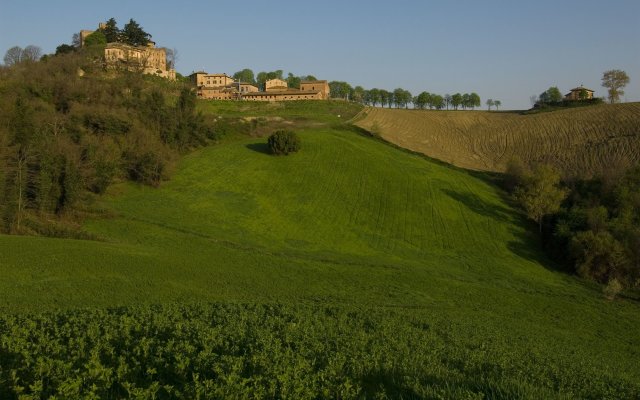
left=100, top=17, right=120, bottom=43
left=121, top=19, right=152, bottom=47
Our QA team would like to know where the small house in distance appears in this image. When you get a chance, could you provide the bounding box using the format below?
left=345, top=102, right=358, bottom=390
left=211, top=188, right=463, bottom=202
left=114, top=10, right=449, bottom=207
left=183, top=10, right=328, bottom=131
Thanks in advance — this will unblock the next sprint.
left=565, top=85, right=595, bottom=101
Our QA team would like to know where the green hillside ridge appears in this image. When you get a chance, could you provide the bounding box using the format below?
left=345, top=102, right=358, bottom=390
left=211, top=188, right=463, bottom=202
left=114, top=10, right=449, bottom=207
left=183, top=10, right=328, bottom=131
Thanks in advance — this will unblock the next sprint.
left=1, top=109, right=639, bottom=397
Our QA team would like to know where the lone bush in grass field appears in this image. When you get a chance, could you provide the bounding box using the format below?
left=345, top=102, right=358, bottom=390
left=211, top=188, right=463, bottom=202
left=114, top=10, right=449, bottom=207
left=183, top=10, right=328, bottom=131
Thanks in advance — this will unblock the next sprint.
left=268, top=130, right=300, bottom=155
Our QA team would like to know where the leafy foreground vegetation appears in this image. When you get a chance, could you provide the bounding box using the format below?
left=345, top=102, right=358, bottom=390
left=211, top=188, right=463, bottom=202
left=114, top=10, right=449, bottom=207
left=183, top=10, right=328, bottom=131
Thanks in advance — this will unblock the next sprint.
left=1, top=122, right=639, bottom=398
left=3, top=302, right=638, bottom=400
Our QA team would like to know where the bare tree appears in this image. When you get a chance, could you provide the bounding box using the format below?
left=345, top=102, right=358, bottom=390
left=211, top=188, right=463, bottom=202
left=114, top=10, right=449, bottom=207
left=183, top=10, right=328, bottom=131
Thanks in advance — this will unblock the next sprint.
left=22, top=45, right=42, bottom=62
left=72, top=33, right=81, bottom=48
left=529, top=95, right=538, bottom=107
left=3, top=46, right=23, bottom=66
left=164, top=47, right=178, bottom=69
left=444, top=94, right=452, bottom=110
left=4, top=45, right=42, bottom=65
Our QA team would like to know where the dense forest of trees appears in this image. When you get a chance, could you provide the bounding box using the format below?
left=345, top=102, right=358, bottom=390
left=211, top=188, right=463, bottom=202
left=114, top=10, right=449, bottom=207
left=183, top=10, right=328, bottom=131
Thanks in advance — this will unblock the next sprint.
left=0, top=48, right=215, bottom=236
left=506, top=160, right=640, bottom=295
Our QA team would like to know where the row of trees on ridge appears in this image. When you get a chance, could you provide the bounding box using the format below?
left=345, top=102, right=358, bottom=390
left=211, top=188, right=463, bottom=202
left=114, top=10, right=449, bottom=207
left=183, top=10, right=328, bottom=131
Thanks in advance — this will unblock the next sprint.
left=229, top=68, right=495, bottom=110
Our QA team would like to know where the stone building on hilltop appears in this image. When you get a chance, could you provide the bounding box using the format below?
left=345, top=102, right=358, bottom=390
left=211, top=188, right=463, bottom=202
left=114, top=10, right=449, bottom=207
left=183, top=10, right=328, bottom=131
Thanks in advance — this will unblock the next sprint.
left=79, top=23, right=176, bottom=80
left=103, top=43, right=175, bottom=80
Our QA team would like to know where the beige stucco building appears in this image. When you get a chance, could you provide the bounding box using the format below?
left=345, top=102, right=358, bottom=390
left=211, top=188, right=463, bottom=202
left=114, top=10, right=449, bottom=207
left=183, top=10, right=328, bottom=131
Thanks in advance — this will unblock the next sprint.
left=265, top=78, right=288, bottom=91
left=191, top=74, right=331, bottom=102
left=300, top=80, right=330, bottom=99
left=233, top=82, right=260, bottom=94
left=104, top=43, right=176, bottom=79
left=190, top=72, right=235, bottom=88
left=190, top=72, right=260, bottom=100
left=565, top=85, right=595, bottom=101
left=79, top=23, right=176, bottom=80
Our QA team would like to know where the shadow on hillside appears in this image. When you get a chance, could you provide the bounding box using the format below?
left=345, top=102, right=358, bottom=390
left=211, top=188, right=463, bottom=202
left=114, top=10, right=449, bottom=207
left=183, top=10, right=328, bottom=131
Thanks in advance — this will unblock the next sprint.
left=245, top=143, right=271, bottom=155
left=505, top=219, right=574, bottom=276
left=442, top=188, right=570, bottom=273
left=441, top=189, right=516, bottom=223
left=507, top=229, right=550, bottom=264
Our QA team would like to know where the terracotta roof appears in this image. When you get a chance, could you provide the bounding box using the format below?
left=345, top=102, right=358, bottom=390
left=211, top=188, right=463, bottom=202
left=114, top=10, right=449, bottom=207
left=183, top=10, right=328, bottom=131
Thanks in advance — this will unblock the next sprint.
left=191, top=72, right=232, bottom=78
left=569, top=86, right=594, bottom=92
left=243, top=90, right=321, bottom=96
left=300, top=80, right=327, bottom=84
left=200, top=86, right=227, bottom=89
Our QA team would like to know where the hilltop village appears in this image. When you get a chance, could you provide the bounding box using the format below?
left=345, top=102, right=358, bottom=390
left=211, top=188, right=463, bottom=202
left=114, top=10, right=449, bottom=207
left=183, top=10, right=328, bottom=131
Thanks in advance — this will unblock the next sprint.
left=80, top=22, right=330, bottom=102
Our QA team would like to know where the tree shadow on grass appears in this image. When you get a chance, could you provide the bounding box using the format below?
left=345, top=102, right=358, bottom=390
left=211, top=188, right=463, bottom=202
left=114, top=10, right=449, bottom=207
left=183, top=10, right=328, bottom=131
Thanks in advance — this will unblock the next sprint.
left=245, top=142, right=271, bottom=155
left=442, top=188, right=568, bottom=273
left=441, top=189, right=517, bottom=223
left=507, top=228, right=559, bottom=269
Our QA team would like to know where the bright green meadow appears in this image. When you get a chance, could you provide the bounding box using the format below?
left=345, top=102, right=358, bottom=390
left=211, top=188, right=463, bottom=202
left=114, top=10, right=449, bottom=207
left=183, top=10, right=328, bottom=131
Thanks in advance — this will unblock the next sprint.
left=1, top=102, right=639, bottom=398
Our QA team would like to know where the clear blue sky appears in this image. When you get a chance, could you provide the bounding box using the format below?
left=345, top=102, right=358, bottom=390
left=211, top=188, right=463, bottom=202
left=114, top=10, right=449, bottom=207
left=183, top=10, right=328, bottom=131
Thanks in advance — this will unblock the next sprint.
left=1, top=0, right=639, bottom=109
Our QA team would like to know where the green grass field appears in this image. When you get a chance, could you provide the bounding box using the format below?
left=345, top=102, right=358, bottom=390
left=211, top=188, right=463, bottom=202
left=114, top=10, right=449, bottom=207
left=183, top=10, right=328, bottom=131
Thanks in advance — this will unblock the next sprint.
left=1, top=102, right=639, bottom=398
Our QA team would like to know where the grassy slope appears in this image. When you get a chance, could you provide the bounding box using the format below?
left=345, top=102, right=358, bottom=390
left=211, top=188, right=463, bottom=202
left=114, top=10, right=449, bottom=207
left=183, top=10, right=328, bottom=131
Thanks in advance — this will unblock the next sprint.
left=1, top=101, right=639, bottom=396
left=354, top=103, right=640, bottom=176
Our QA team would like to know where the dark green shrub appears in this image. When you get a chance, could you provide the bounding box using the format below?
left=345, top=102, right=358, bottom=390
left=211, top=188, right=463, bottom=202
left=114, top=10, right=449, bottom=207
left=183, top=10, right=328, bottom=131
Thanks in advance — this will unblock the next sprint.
left=267, top=130, right=300, bottom=155
left=124, top=150, right=165, bottom=187
left=84, top=113, right=131, bottom=135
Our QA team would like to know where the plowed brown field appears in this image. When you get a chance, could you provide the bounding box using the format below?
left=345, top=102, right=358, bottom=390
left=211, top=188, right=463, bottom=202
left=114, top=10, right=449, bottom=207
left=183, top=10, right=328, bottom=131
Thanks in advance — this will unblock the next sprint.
left=354, top=103, right=640, bottom=176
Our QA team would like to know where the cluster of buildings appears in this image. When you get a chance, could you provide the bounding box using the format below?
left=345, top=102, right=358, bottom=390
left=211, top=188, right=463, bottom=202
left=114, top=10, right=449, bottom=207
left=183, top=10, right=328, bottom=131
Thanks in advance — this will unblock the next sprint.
left=188, top=72, right=330, bottom=102
left=80, top=22, right=330, bottom=102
